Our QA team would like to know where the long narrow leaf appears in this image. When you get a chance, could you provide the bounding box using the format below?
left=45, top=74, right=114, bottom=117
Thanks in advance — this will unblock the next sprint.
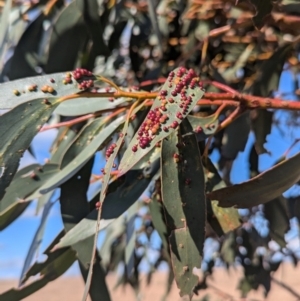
left=161, top=119, right=206, bottom=298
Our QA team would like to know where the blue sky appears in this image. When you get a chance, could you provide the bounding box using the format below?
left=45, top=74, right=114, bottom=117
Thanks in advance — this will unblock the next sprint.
left=1, top=70, right=300, bottom=281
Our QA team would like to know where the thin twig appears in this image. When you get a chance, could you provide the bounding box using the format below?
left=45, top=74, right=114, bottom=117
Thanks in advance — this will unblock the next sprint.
left=217, top=105, right=246, bottom=132
left=202, top=80, right=239, bottom=95
left=81, top=100, right=146, bottom=301
left=271, top=276, right=300, bottom=300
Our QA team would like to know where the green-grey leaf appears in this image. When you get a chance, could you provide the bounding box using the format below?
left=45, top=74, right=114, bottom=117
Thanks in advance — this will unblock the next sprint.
left=264, top=196, right=289, bottom=247
left=161, top=119, right=206, bottom=298
left=8, top=13, right=45, bottom=80
left=248, top=0, right=273, bottom=28
left=0, top=0, right=12, bottom=67
left=45, top=1, right=88, bottom=73
left=0, top=72, right=83, bottom=109
left=0, top=202, right=30, bottom=231
left=148, top=199, right=169, bottom=253
left=19, top=197, right=55, bottom=285
left=38, top=116, right=124, bottom=194
left=0, top=164, right=58, bottom=214
left=208, top=152, right=300, bottom=208
left=0, top=99, right=60, bottom=201
left=55, top=97, right=128, bottom=116
left=204, top=157, right=241, bottom=233
left=0, top=238, right=76, bottom=301
left=187, top=114, right=219, bottom=140
left=54, top=164, right=159, bottom=249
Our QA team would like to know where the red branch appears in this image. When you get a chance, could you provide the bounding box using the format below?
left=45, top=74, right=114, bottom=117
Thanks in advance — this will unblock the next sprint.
left=203, top=92, right=300, bottom=110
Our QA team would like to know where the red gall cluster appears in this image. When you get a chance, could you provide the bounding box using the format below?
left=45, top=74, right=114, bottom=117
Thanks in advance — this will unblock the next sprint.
left=131, top=67, right=203, bottom=154
left=77, top=79, right=94, bottom=90
left=170, top=120, right=179, bottom=129
left=105, top=143, right=117, bottom=160
left=135, top=108, right=168, bottom=150
left=72, top=68, right=93, bottom=80
left=168, top=68, right=201, bottom=97
left=71, top=68, right=94, bottom=90
left=194, top=126, right=203, bottom=133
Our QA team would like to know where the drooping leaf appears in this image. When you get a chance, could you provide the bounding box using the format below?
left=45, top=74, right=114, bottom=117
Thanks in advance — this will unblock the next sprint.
left=21, top=231, right=68, bottom=282
left=8, top=13, right=45, bottom=80
left=220, top=232, right=236, bottom=266
left=60, top=156, right=111, bottom=301
left=55, top=96, right=128, bottom=116
left=0, top=164, right=58, bottom=229
left=37, top=116, right=124, bottom=195
left=0, top=99, right=61, bottom=201
left=0, top=0, right=12, bottom=67
left=54, top=162, right=160, bottom=249
left=79, top=254, right=111, bottom=301
left=222, top=43, right=255, bottom=82
left=251, top=110, right=273, bottom=154
left=248, top=143, right=259, bottom=178
left=264, top=196, right=289, bottom=247
left=99, top=215, right=126, bottom=268
left=76, top=0, right=109, bottom=62
left=49, top=126, right=78, bottom=165
left=239, top=254, right=276, bottom=297
left=125, top=202, right=138, bottom=277
left=82, top=101, right=154, bottom=298
left=250, top=44, right=292, bottom=154
left=119, top=67, right=205, bottom=175
left=45, top=1, right=88, bottom=73
left=108, top=20, right=127, bottom=51
left=0, top=252, right=75, bottom=301
left=161, top=119, right=206, bottom=298
left=248, top=0, right=273, bottom=28
left=1, top=231, right=76, bottom=301
left=0, top=164, right=58, bottom=212
left=252, top=44, right=292, bottom=97
left=19, top=197, right=56, bottom=285
left=148, top=199, right=169, bottom=255
left=0, top=72, right=85, bottom=109
left=221, top=112, right=250, bottom=161
left=187, top=114, right=219, bottom=141
left=0, top=202, right=30, bottom=231
left=203, top=157, right=241, bottom=233
left=208, top=152, right=300, bottom=208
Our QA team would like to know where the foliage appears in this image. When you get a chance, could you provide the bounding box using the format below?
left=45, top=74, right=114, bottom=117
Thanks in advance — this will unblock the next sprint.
left=1, top=0, right=300, bottom=300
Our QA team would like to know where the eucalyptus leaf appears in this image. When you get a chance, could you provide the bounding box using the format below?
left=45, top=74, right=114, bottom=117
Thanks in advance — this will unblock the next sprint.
left=0, top=99, right=60, bottom=201
left=54, top=162, right=159, bottom=249
left=208, top=152, right=300, bottom=208
left=161, top=119, right=206, bottom=298
left=38, top=116, right=124, bottom=194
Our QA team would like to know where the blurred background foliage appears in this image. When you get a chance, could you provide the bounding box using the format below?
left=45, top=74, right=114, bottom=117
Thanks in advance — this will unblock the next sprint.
left=1, top=0, right=300, bottom=300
